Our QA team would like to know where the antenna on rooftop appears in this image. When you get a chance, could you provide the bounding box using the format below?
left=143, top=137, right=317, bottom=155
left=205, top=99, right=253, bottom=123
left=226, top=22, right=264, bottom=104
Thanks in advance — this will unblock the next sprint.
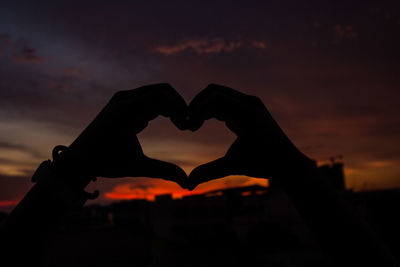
left=330, top=154, right=343, bottom=164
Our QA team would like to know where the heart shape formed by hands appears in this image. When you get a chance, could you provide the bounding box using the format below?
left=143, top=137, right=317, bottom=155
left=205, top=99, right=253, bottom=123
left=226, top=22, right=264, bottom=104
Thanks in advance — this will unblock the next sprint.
left=64, top=83, right=305, bottom=192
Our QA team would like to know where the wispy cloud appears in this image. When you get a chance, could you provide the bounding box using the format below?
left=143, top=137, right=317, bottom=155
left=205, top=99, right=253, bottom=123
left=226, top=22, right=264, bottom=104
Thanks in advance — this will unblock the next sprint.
left=12, top=46, right=45, bottom=63
left=333, top=25, right=358, bottom=44
left=62, top=67, right=88, bottom=79
left=0, top=34, right=44, bottom=63
left=154, top=38, right=242, bottom=55
left=154, top=38, right=270, bottom=56
left=251, top=41, right=268, bottom=49
left=0, top=142, right=43, bottom=158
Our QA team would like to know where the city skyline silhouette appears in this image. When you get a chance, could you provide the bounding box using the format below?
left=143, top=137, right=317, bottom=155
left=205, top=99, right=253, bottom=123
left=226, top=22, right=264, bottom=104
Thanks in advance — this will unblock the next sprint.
left=1, top=2, right=400, bottom=266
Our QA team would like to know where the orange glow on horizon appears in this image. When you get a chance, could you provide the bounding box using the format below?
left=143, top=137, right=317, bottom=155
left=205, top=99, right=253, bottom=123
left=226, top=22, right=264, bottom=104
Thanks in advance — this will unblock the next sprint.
left=103, top=176, right=270, bottom=202
left=105, top=189, right=205, bottom=201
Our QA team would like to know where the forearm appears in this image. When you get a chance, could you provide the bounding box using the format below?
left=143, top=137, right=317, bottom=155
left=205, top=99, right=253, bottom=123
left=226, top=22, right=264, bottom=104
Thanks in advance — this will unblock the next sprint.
left=3, top=175, right=87, bottom=230
left=0, top=156, right=93, bottom=266
left=1, top=187, right=72, bottom=265
left=277, top=154, right=397, bottom=266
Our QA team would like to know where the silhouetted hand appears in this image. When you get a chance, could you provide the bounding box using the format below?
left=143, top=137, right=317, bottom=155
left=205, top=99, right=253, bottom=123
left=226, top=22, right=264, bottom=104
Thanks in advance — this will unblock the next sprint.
left=61, top=84, right=188, bottom=189
left=187, top=84, right=309, bottom=190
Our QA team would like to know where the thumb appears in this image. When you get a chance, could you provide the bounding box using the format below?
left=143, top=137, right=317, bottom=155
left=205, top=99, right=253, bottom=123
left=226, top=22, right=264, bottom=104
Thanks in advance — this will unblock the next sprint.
left=188, top=157, right=233, bottom=191
left=131, top=156, right=188, bottom=189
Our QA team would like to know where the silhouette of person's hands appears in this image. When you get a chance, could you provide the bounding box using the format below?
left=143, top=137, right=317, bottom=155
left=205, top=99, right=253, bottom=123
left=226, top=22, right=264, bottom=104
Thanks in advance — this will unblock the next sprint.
left=62, top=84, right=188, bottom=188
left=187, top=84, right=309, bottom=190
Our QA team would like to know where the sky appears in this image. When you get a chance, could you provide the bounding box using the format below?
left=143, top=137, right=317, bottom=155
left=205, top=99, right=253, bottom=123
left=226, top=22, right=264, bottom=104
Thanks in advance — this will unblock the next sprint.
left=0, top=1, right=400, bottom=211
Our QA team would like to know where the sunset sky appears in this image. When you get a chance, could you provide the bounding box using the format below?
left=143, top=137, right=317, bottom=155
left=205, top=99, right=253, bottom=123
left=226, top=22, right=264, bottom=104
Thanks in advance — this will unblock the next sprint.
left=0, top=1, right=399, bottom=211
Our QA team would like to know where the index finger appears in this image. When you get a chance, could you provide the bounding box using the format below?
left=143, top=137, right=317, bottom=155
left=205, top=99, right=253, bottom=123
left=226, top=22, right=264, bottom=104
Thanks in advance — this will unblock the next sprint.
left=187, top=84, right=268, bottom=135
left=114, top=83, right=188, bottom=131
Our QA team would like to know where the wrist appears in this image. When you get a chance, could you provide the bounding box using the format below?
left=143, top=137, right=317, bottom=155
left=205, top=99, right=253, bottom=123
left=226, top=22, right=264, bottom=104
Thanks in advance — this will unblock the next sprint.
left=54, top=146, right=95, bottom=190
left=31, top=146, right=99, bottom=208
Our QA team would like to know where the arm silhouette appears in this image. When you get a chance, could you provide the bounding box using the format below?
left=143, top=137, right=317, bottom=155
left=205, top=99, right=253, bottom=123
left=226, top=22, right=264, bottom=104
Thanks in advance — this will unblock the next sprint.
left=186, top=84, right=397, bottom=266
left=1, top=83, right=397, bottom=266
left=0, top=84, right=188, bottom=266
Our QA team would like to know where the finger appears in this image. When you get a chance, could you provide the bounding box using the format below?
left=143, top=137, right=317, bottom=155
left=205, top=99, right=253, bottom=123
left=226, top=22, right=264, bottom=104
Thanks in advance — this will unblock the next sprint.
left=116, top=84, right=188, bottom=130
left=159, top=87, right=188, bottom=131
left=142, top=84, right=188, bottom=130
left=187, top=84, right=266, bottom=135
left=188, top=84, right=236, bottom=131
left=130, top=156, right=188, bottom=189
left=187, top=157, right=233, bottom=191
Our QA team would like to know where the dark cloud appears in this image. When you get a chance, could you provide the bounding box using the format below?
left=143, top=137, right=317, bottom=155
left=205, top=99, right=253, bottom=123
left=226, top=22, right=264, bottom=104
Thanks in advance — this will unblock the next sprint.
left=0, top=34, right=44, bottom=63
left=12, top=46, right=44, bottom=63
